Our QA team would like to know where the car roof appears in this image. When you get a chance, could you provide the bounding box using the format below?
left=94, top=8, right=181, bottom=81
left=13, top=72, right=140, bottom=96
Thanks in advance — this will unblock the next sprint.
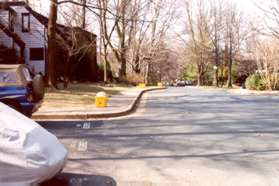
left=0, top=64, right=25, bottom=70
left=0, top=64, right=29, bottom=86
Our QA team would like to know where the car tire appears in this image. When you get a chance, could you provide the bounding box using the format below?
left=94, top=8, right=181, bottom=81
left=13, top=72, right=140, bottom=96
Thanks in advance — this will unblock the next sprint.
left=33, top=74, right=45, bottom=101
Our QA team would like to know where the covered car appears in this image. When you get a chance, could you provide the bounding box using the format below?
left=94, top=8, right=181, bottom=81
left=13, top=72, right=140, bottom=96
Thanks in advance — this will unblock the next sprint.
left=0, top=103, right=67, bottom=186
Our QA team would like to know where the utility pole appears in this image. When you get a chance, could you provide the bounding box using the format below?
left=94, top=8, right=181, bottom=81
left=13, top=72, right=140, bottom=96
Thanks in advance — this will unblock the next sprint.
left=97, top=0, right=107, bottom=84
left=81, top=0, right=86, bottom=29
left=47, top=0, right=57, bottom=87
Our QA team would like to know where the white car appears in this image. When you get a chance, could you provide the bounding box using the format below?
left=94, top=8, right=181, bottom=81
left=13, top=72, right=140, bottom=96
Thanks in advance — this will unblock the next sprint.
left=0, top=103, right=67, bottom=186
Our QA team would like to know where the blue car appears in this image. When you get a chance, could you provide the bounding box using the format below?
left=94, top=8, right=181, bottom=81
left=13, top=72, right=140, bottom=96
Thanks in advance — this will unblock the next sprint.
left=0, top=64, right=44, bottom=116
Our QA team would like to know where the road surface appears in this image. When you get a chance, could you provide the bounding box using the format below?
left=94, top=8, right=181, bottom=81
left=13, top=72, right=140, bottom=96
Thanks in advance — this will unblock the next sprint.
left=41, top=87, right=279, bottom=186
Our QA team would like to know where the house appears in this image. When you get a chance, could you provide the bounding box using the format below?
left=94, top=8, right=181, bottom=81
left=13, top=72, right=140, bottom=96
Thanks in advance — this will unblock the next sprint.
left=27, top=8, right=99, bottom=82
left=0, top=1, right=100, bottom=83
left=0, top=1, right=47, bottom=75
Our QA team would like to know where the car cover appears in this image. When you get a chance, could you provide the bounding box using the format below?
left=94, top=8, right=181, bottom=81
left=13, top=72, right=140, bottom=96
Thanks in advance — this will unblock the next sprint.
left=0, top=103, right=67, bottom=186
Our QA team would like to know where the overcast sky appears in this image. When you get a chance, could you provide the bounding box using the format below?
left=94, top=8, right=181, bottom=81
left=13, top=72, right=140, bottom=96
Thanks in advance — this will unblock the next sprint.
left=30, top=0, right=271, bottom=37
left=33, top=0, right=266, bottom=15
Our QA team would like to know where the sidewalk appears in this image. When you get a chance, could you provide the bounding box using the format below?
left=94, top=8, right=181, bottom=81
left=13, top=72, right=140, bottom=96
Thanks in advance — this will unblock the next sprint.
left=228, top=88, right=279, bottom=96
left=32, top=87, right=165, bottom=120
left=196, top=86, right=279, bottom=96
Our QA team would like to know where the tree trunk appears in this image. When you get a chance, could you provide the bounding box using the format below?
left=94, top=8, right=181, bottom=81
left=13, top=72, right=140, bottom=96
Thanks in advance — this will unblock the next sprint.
left=118, top=1, right=127, bottom=80
left=214, top=48, right=219, bottom=87
left=197, top=64, right=202, bottom=86
left=47, top=0, right=58, bottom=87
left=119, top=29, right=126, bottom=78
left=145, top=61, right=150, bottom=84
left=227, top=57, right=233, bottom=88
left=214, top=68, right=218, bottom=87
left=227, top=37, right=233, bottom=88
left=119, top=51, right=126, bottom=80
left=63, top=57, right=70, bottom=89
left=197, top=73, right=202, bottom=86
left=119, top=54, right=126, bottom=79
left=103, top=44, right=108, bottom=83
left=134, top=54, right=140, bottom=73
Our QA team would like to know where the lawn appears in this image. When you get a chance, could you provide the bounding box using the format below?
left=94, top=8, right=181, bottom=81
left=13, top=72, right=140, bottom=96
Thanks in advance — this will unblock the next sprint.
left=42, top=83, right=131, bottom=110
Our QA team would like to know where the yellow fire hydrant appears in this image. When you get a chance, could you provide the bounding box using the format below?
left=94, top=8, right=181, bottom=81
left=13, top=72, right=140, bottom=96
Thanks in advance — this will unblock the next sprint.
left=95, top=92, right=108, bottom=108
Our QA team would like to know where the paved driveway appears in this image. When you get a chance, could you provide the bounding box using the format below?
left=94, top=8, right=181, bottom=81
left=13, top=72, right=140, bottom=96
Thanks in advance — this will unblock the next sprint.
left=41, top=87, right=279, bottom=186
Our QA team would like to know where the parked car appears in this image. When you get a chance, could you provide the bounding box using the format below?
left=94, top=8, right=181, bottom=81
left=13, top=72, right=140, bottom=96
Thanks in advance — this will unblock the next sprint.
left=167, top=81, right=175, bottom=87
left=176, top=80, right=187, bottom=87
left=0, top=64, right=45, bottom=117
left=185, top=80, right=193, bottom=86
left=0, top=103, right=67, bottom=185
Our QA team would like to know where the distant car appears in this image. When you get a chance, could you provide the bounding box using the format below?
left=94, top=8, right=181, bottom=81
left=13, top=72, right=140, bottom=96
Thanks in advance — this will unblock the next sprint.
left=176, top=80, right=187, bottom=87
left=0, top=64, right=45, bottom=116
left=168, top=81, right=175, bottom=87
left=0, top=103, right=67, bottom=185
left=185, top=80, right=193, bottom=86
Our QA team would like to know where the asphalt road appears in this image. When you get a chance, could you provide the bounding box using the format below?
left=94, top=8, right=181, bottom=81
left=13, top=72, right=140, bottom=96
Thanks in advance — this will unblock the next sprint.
left=40, top=87, right=279, bottom=186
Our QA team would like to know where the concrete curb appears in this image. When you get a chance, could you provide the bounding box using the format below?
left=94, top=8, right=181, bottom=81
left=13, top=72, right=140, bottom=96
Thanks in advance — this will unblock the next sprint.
left=32, top=87, right=166, bottom=121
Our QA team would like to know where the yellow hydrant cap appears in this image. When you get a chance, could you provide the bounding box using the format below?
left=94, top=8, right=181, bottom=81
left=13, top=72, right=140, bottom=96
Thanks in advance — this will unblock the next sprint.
left=96, top=91, right=107, bottom=97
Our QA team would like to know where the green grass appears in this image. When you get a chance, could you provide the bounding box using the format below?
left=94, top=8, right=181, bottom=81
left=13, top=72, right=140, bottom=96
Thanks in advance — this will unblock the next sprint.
left=47, top=84, right=121, bottom=96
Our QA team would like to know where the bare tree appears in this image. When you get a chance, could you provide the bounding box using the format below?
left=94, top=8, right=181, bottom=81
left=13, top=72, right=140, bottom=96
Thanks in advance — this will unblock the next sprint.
left=185, top=0, right=212, bottom=86
left=223, top=3, right=243, bottom=88
left=209, top=0, right=224, bottom=87
left=96, top=0, right=177, bottom=83
left=97, top=0, right=120, bottom=83
left=258, top=0, right=279, bottom=39
left=248, top=34, right=279, bottom=90
left=46, top=0, right=178, bottom=85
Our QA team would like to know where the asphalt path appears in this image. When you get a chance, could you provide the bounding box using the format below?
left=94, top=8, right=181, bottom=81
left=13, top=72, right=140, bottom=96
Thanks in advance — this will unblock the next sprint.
left=40, top=87, right=279, bottom=186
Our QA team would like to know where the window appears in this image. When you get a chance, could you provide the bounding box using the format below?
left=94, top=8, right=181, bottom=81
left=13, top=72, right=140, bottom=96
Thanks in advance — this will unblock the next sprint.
left=22, top=13, right=30, bottom=32
left=30, top=48, right=44, bottom=61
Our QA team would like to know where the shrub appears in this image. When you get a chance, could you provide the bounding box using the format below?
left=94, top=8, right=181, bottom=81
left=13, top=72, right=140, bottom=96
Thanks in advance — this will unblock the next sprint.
left=181, top=63, right=198, bottom=82
left=126, top=73, right=145, bottom=85
left=245, top=74, right=267, bottom=90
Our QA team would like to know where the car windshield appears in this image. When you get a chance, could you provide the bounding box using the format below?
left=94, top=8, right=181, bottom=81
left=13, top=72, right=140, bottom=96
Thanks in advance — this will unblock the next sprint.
left=0, top=70, right=20, bottom=86
left=22, top=67, right=32, bottom=82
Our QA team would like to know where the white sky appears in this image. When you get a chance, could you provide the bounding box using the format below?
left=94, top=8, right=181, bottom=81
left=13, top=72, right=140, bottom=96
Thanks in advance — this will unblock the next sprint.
left=29, top=0, right=273, bottom=35
left=33, top=0, right=272, bottom=24
left=235, top=0, right=270, bottom=16
left=34, top=0, right=266, bottom=15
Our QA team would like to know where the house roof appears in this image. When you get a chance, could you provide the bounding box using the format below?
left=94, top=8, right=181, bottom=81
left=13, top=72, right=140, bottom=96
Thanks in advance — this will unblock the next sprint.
left=0, top=1, right=26, bottom=6
left=0, top=1, right=46, bottom=24
left=0, top=2, right=16, bottom=15
left=0, top=1, right=97, bottom=36
left=0, top=1, right=96, bottom=50
left=0, top=1, right=26, bottom=49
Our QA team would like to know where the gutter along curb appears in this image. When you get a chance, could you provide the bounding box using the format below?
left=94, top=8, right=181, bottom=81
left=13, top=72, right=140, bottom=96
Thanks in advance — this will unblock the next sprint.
left=32, top=87, right=166, bottom=121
